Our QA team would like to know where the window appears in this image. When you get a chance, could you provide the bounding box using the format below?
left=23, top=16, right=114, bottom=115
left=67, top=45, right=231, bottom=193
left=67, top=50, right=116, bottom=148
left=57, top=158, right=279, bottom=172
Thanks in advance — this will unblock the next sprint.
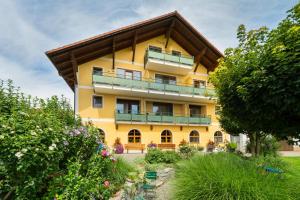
left=117, top=68, right=141, bottom=80
left=189, top=130, right=199, bottom=143
left=161, top=130, right=172, bottom=143
left=172, top=50, right=181, bottom=57
left=98, top=129, right=105, bottom=142
left=149, top=45, right=162, bottom=53
left=214, top=131, right=223, bottom=144
left=153, top=102, right=173, bottom=116
left=93, top=67, right=103, bottom=76
left=117, top=99, right=140, bottom=114
left=155, top=74, right=176, bottom=85
left=189, top=105, right=203, bottom=117
left=193, top=80, right=206, bottom=88
left=128, top=129, right=141, bottom=143
left=93, top=96, right=103, bottom=108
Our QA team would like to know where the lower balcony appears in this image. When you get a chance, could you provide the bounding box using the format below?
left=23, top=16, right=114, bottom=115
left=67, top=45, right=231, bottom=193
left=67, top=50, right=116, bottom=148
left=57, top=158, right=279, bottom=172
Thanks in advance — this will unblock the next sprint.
left=115, top=112, right=211, bottom=126
left=93, top=74, right=216, bottom=103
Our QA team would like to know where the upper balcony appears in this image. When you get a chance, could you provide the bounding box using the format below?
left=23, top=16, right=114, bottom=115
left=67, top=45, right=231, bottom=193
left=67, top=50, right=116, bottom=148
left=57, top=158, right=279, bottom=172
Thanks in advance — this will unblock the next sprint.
left=92, top=74, right=216, bottom=103
left=145, top=48, right=194, bottom=75
left=115, top=112, right=211, bottom=126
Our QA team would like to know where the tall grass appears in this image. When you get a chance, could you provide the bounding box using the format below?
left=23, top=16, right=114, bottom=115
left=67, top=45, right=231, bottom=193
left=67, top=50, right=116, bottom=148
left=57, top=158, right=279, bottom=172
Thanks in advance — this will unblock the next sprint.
left=172, top=153, right=299, bottom=200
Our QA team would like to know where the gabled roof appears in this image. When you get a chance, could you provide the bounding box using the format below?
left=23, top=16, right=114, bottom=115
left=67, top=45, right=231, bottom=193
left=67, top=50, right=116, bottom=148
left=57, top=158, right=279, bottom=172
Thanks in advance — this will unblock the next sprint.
left=46, top=11, right=223, bottom=91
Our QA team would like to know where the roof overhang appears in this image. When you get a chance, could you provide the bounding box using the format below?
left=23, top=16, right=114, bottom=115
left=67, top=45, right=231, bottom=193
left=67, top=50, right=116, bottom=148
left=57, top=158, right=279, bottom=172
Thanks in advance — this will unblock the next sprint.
left=46, top=11, right=223, bottom=91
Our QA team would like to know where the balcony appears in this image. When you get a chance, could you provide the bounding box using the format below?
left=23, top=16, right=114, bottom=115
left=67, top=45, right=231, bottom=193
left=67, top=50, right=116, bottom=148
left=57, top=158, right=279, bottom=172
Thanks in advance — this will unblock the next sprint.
left=93, top=74, right=216, bottom=103
left=115, top=112, right=211, bottom=126
left=145, top=48, right=194, bottom=75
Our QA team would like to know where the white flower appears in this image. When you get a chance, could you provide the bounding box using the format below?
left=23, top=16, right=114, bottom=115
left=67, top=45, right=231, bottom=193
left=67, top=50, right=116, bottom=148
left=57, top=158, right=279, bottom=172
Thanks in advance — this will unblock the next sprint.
left=15, top=152, right=23, bottom=159
left=49, top=143, right=57, bottom=151
left=21, top=148, right=28, bottom=153
left=11, top=130, right=15, bottom=134
left=63, top=141, right=69, bottom=146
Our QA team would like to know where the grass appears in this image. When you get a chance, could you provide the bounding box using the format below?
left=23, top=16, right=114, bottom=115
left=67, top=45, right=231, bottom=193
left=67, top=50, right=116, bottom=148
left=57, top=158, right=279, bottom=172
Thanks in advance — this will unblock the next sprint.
left=172, top=153, right=300, bottom=200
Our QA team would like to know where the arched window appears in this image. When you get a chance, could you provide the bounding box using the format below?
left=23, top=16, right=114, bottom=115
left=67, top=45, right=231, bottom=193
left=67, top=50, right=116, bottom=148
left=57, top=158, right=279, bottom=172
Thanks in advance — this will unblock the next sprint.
left=128, top=129, right=141, bottom=143
left=161, top=130, right=172, bottom=143
left=98, top=129, right=105, bottom=142
left=189, top=130, right=199, bottom=143
left=214, top=131, right=223, bottom=143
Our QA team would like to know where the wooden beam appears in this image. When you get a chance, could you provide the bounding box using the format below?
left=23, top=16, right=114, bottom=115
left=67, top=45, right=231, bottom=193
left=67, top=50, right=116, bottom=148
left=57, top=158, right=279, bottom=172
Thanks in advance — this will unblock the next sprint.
left=165, top=19, right=175, bottom=48
left=194, top=48, right=207, bottom=72
left=70, top=52, right=78, bottom=84
left=112, top=37, right=115, bottom=69
left=132, top=31, right=138, bottom=63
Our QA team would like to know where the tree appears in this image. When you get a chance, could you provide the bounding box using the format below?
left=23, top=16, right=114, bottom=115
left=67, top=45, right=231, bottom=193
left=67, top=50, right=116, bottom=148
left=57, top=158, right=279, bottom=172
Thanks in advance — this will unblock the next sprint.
left=210, top=3, right=300, bottom=155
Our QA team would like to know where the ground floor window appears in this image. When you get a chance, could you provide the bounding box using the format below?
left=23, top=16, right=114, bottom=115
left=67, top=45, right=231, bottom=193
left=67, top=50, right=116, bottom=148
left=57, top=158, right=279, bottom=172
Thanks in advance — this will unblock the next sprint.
left=214, top=131, right=223, bottom=144
left=128, top=129, right=141, bottom=143
left=189, top=130, right=199, bottom=143
left=161, top=130, right=172, bottom=143
left=98, top=129, right=105, bottom=142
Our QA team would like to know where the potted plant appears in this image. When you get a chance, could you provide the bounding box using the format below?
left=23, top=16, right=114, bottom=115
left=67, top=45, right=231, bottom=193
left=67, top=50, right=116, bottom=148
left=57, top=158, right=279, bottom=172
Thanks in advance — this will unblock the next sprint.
left=147, top=141, right=157, bottom=149
left=207, top=140, right=215, bottom=152
left=113, top=137, right=124, bottom=154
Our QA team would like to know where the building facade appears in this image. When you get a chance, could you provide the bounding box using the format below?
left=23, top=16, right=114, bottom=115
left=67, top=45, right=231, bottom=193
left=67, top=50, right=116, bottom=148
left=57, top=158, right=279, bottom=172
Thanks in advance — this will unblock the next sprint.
left=46, top=11, right=229, bottom=150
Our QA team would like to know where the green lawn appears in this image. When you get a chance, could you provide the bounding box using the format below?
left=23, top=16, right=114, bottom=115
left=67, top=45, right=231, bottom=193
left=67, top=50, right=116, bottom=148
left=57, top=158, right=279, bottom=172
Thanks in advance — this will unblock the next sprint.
left=282, top=157, right=300, bottom=176
left=282, top=157, right=300, bottom=198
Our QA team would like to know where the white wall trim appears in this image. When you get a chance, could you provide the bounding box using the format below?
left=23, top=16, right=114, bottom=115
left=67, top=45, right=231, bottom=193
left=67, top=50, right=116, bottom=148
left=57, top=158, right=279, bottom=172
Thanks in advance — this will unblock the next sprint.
left=81, top=117, right=115, bottom=122
left=78, top=85, right=93, bottom=89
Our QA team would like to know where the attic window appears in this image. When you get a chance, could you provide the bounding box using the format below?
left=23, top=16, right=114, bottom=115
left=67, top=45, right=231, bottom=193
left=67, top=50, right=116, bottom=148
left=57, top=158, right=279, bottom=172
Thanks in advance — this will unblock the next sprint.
left=149, top=45, right=162, bottom=53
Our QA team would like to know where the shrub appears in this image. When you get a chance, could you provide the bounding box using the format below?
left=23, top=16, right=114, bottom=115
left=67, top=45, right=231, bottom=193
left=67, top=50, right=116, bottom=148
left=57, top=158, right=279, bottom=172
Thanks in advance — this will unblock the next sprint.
left=226, top=142, right=237, bottom=152
left=260, top=136, right=280, bottom=156
left=246, top=135, right=280, bottom=156
left=113, top=137, right=124, bottom=154
left=46, top=154, right=133, bottom=200
left=163, top=151, right=181, bottom=164
left=145, top=149, right=180, bottom=164
left=179, top=145, right=196, bottom=159
left=145, top=149, right=164, bottom=164
left=0, top=80, right=132, bottom=199
left=196, top=146, right=204, bottom=151
left=173, top=153, right=298, bottom=200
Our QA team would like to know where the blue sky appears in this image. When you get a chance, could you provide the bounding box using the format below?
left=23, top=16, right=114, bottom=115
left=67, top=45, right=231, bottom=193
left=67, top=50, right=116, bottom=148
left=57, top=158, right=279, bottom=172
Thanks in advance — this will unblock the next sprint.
left=0, top=0, right=297, bottom=104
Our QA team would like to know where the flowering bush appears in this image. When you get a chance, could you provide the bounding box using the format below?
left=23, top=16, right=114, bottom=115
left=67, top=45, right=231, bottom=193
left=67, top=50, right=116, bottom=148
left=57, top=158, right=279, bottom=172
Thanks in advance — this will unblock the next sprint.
left=113, top=137, right=124, bottom=154
left=0, top=80, right=132, bottom=199
left=47, top=145, right=133, bottom=200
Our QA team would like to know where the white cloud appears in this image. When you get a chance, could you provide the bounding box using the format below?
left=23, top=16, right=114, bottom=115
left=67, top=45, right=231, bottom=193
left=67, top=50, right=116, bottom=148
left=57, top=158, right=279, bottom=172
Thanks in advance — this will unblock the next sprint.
left=0, top=55, right=73, bottom=102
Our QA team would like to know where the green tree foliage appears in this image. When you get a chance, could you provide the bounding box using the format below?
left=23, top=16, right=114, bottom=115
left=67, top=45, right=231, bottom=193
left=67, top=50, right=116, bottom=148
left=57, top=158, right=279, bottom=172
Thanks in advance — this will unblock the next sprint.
left=211, top=3, right=300, bottom=154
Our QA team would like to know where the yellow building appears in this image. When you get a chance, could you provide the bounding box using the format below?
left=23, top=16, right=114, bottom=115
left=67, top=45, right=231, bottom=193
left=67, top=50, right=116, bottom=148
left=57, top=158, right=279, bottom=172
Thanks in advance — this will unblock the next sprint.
left=46, top=11, right=228, bottom=151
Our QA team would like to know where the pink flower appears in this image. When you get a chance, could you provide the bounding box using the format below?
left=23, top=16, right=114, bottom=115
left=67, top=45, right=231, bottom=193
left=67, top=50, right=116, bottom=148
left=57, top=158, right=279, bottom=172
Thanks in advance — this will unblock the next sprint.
left=104, top=180, right=110, bottom=188
left=101, top=150, right=108, bottom=157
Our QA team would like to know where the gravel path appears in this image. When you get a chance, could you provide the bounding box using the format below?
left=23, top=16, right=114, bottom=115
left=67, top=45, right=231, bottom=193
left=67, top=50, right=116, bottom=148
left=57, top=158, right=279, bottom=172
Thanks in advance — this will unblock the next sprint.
left=155, top=175, right=174, bottom=200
